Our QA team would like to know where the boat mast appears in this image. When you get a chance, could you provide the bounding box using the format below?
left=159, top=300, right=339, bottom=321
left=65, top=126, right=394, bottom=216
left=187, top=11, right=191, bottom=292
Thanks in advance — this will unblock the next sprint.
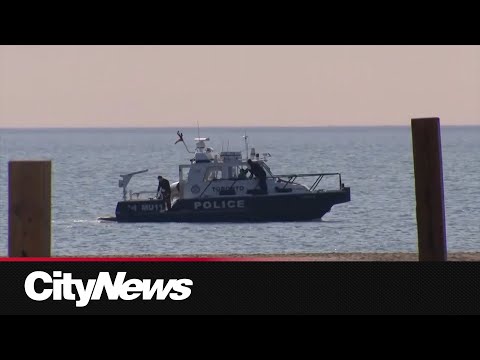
left=243, top=131, right=249, bottom=161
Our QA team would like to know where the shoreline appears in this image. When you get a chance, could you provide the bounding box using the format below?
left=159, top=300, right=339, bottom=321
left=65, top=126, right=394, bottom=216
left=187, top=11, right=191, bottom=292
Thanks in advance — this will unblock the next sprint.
left=132, top=252, right=480, bottom=261
left=3, top=252, right=479, bottom=261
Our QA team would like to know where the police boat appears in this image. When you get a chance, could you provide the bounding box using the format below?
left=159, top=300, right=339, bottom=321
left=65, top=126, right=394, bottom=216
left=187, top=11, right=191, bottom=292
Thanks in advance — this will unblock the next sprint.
left=98, top=131, right=350, bottom=222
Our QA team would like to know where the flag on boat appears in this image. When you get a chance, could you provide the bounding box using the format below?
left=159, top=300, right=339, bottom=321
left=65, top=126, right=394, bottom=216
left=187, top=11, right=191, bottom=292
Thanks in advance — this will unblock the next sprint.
left=175, top=131, right=184, bottom=144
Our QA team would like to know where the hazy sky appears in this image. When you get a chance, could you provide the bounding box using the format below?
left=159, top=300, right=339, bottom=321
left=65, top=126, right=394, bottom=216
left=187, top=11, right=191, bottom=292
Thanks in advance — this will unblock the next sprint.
left=1, top=45, right=479, bottom=127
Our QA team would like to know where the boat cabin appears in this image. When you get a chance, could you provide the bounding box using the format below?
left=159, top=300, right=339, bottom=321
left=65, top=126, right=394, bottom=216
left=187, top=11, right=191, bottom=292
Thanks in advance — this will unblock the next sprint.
left=173, top=137, right=283, bottom=201
left=118, top=134, right=344, bottom=205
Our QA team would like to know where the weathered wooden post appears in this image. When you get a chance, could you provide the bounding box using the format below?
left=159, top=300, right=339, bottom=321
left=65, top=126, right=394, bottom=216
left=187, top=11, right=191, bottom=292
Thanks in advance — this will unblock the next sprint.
left=411, top=118, right=447, bottom=261
left=8, top=160, right=51, bottom=257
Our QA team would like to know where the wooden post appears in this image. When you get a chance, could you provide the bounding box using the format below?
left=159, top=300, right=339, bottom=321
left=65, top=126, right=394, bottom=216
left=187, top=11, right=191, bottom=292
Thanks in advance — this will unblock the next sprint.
left=411, top=118, right=447, bottom=261
left=8, top=161, right=51, bottom=257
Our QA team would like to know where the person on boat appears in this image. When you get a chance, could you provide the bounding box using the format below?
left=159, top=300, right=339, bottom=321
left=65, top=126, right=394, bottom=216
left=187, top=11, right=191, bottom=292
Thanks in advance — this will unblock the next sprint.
left=247, top=159, right=267, bottom=193
left=157, top=175, right=172, bottom=210
left=238, top=168, right=248, bottom=180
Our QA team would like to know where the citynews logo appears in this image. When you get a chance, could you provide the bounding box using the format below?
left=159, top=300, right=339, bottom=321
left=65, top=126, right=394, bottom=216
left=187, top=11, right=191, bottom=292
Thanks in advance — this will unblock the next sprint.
left=24, top=271, right=193, bottom=307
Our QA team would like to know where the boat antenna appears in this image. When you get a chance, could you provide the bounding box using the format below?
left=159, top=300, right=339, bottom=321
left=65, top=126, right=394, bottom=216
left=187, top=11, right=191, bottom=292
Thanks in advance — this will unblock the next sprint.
left=243, top=130, right=249, bottom=161
left=175, top=130, right=194, bottom=153
left=197, top=120, right=200, bottom=139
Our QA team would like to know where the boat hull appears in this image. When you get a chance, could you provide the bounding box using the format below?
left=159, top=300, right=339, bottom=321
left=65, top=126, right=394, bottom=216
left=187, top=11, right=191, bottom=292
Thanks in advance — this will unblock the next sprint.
left=111, top=187, right=350, bottom=222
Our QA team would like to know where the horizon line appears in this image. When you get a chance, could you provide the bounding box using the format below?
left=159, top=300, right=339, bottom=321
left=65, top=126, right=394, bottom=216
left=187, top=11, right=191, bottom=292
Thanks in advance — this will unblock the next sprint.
left=1, top=124, right=479, bottom=130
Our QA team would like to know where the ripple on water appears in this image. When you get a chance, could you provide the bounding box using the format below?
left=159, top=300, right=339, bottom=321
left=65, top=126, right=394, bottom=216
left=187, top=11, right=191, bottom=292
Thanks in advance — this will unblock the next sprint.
left=1, top=127, right=479, bottom=256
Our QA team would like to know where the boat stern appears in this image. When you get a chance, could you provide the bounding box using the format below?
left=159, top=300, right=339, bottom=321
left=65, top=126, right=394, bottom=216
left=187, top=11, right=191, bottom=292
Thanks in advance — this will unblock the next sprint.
left=338, top=186, right=351, bottom=204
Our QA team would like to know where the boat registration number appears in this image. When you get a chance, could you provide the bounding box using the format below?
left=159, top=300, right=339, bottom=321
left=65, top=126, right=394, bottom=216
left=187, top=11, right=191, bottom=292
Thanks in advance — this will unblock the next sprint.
left=127, top=203, right=164, bottom=212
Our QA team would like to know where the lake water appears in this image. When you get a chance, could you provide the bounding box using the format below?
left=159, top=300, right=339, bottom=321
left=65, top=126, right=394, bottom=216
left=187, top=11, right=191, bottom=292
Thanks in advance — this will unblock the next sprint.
left=1, top=126, right=479, bottom=256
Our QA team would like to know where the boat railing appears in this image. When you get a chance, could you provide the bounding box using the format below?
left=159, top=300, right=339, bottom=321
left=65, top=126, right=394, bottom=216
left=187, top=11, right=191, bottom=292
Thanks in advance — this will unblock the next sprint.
left=196, top=172, right=345, bottom=197
left=270, top=172, right=344, bottom=192
left=119, top=169, right=149, bottom=201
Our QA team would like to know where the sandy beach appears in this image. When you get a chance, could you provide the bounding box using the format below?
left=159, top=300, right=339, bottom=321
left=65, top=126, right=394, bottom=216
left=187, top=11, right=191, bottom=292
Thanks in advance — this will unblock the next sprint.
left=3, top=252, right=480, bottom=261
left=223, top=252, right=480, bottom=261
left=60, top=252, right=480, bottom=261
